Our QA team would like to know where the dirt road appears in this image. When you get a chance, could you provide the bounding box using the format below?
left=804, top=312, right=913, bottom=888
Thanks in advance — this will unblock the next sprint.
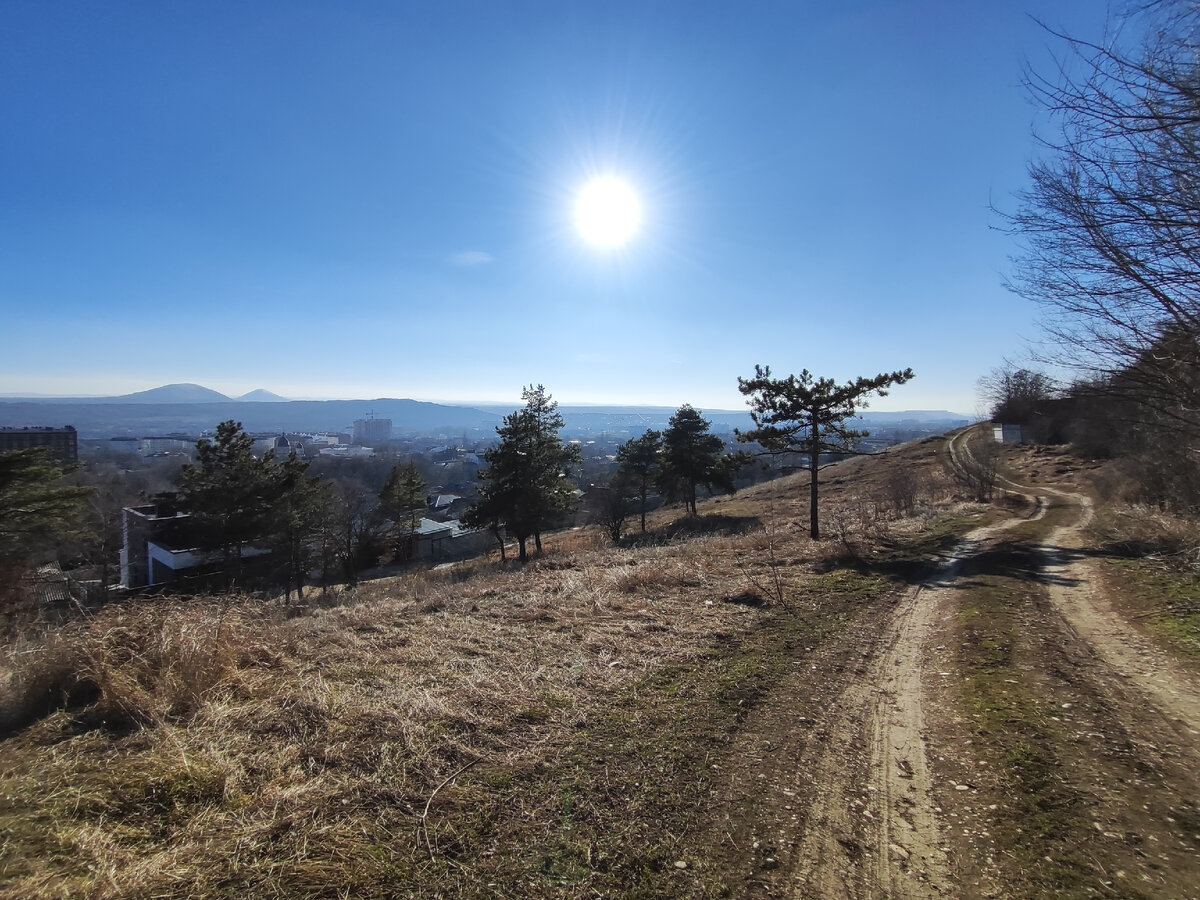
left=1032, top=482, right=1200, bottom=751
left=707, top=431, right=1200, bottom=898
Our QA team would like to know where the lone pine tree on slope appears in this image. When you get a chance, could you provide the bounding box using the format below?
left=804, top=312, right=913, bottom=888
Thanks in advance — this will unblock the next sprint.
left=737, top=365, right=914, bottom=540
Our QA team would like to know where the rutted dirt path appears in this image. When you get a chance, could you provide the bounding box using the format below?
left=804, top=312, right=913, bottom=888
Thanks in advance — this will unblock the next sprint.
left=1024, top=480, right=1200, bottom=751
left=708, top=493, right=1046, bottom=897
left=988, top=455, right=1200, bottom=895
left=789, top=521, right=1027, bottom=898
left=784, top=574, right=954, bottom=899
left=705, top=430, right=1200, bottom=898
left=863, top=579, right=947, bottom=899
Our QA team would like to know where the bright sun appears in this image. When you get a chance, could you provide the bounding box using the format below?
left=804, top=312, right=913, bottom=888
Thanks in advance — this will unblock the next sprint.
left=574, top=177, right=641, bottom=247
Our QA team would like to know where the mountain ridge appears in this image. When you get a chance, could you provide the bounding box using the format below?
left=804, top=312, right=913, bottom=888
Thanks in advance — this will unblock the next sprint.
left=115, top=383, right=232, bottom=404
left=238, top=389, right=289, bottom=402
left=0, top=384, right=972, bottom=439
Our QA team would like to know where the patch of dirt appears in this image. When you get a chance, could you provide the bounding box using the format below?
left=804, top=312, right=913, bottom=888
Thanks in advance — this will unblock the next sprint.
left=703, top=515, right=1036, bottom=897
left=1040, top=493, right=1200, bottom=751
left=701, top=430, right=1200, bottom=898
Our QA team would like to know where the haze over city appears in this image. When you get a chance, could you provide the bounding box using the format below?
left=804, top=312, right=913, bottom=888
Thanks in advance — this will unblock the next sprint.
left=2, top=1, right=1101, bottom=413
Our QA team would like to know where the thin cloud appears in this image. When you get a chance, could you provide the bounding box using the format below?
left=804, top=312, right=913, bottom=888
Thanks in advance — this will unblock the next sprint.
left=449, top=250, right=494, bottom=267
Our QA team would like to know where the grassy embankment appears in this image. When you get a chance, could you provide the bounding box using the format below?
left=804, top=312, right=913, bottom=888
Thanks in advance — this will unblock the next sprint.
left=1089, top=506, right=1200, bottom=665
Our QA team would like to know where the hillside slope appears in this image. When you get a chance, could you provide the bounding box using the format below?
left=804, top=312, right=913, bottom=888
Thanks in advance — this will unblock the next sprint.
left=1, top=430, right=1197, bottom=897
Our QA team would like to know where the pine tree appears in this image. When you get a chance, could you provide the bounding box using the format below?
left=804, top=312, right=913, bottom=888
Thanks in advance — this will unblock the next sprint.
left=464, top=385, right=581, bottom=562
left=179, top=423, right=331, bottom=592
left=616, top=429, right=661, bottom=532
left=464, top=416, right=532, bottom=561
left=267, top=453, right=328, bottom=600
left=737, top=365, right=913, bottom=539
left=178, top=421, right=277, bottom=583
left=378, top=461, right=427, bottom=560
left=658, top=405, right=739, bottom=516
left=0, top=448, right=90, bottom=567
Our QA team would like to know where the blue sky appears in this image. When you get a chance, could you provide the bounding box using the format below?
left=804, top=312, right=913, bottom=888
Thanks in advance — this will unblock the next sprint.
left=1, top=0, right=1102, bottom=413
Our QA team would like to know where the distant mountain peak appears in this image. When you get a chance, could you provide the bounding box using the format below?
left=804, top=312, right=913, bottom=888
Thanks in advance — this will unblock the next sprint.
left=238, top=388, right=289, bottom=402
left=116, top=383, right=231, bottom=404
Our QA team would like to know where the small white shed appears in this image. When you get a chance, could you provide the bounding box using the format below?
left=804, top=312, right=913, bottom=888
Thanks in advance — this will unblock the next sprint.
left=992, top=423, right=1025, bottom=444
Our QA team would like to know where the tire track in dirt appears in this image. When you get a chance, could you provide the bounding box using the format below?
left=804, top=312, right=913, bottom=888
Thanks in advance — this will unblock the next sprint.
left=788, top=508, right=1042, bottom=899
left=782, top=429, right=1048, bottom=897
left=862, top=569, right=1002, bottom=898
left=758, top=430, right=1199, bottom=897
left=998, top=472, right=1200, bottom=751
left=956, top=428, right=1200, bottom=751
left=786, top=579, right=946, bottom=899
left=972, top=453, right=1200, bottom=895
left=864, top=581, right=948, bottom=898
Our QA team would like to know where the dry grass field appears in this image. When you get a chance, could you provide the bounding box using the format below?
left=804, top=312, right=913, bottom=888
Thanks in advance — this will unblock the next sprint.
left=0, top=435, right=966, bottom=898
left=4, top=430, right=1198, bottom=898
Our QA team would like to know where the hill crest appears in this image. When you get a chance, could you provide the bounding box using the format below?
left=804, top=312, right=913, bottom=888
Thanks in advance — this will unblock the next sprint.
left=115, top=383, right=232, bottom=404
left=237, top=389, right=289, bottom=402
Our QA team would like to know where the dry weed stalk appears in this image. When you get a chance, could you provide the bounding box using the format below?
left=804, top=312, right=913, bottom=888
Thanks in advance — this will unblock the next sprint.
left=733, top=523, right=791, bottom=609
left=418, top=757, right=483, bottom=860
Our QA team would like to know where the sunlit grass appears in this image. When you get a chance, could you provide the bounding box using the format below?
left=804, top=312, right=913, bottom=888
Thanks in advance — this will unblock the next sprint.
left=0, top=434, right=989, bottom=897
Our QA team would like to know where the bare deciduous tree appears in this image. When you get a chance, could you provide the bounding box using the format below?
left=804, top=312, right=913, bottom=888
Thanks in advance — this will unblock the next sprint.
left=953, top=436, right=1000, bottom=503
left=978, top=365, right=1056, bottom=423
left=1004, top=3, right=1200, bottom=431
left=882, top=466, right=921, bottom=518
left=586, top=480, right=631, bottom=544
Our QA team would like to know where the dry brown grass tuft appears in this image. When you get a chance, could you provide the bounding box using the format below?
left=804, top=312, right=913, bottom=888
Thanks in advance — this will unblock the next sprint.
left=1, top=546, right=774, bottom=893
left=1089, top=503, right=1200, bottom=571
left=1, top=628, right=89, bottom=732
left=1, top=599, right=254, bottom=734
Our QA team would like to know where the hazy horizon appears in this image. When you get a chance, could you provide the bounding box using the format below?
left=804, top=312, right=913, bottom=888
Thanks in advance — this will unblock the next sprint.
left=0, top=381, right=973, bottom=416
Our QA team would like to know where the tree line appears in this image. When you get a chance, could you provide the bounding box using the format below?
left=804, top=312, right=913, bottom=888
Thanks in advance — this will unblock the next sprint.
left=172, top=421, right=430, bottom=596
left=0, top=420, right=433, bottom=612
left=993, top=0, right=1200, bottom=515
left=1, top=362, right=915, bottom=614
left=468, top=371, right=913, bottom=554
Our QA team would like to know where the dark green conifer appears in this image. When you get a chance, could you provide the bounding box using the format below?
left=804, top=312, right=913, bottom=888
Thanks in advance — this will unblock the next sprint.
left=378, top=461, right=427, bottom=559
left=0, top=448, right=90, bottom=566
left=616, top=429, right=661, bottom=532
left=464, top=385, right=581, bottom=563
left=738, top=365, right=913, bottom=539
left=658, top=405, right=739, bottom=516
